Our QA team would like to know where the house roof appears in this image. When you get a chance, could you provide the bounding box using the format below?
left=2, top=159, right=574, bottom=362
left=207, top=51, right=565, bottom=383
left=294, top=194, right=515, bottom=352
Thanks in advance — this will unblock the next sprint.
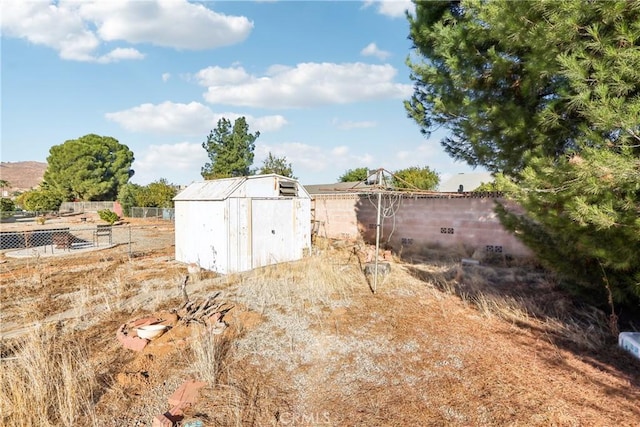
left=304, top=181, right=371, bottom=195
left=174, top=174, right=309, bottom=201
left=438, top=172, right=494, bottom=193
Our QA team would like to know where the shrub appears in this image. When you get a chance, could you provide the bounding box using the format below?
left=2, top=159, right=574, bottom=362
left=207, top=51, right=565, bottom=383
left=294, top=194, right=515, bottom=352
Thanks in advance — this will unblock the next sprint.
left=98, top=209, right=119, bottom=225
left=1, top=198, right=15, bottom=219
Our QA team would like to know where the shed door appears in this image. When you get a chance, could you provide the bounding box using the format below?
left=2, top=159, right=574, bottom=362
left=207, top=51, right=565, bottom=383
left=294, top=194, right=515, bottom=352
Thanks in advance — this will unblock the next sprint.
left=251, top=199, right=293, bottom=268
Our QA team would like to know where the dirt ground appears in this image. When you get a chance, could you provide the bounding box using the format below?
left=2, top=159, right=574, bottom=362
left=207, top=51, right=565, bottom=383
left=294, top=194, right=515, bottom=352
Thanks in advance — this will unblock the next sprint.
left=1, top=218, right=639, bottom=426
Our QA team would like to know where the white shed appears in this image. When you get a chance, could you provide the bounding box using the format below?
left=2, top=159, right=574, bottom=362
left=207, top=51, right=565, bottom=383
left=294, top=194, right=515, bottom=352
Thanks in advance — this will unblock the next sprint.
left=173, top=174, right=311, bottom=274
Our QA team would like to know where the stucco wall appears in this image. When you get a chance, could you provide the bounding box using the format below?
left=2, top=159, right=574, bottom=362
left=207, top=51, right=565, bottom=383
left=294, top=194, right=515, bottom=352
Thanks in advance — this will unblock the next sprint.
left=312, top=194, right=532, bottom=258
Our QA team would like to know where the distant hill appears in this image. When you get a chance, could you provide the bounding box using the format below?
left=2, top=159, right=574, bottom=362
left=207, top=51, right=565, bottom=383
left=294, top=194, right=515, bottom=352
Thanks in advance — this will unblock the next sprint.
left=0, top=161, right=47, bottom=195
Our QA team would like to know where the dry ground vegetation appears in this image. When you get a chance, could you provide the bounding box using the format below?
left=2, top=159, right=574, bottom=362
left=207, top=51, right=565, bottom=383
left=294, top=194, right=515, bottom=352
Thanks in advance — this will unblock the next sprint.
left=1, top=221, right=639, bottom=427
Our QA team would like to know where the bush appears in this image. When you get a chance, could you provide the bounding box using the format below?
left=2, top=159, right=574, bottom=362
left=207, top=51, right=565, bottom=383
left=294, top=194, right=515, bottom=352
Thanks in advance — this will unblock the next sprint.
left=98, top=209, right=119, bottom=225
left=1, top=198, right=15, bottom=219
left=0, top=198, right=15, bottom=212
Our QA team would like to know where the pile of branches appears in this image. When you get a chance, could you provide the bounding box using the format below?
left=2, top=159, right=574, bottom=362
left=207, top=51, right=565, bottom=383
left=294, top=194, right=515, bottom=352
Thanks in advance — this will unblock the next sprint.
left=175, top=291, right=233, bottom=327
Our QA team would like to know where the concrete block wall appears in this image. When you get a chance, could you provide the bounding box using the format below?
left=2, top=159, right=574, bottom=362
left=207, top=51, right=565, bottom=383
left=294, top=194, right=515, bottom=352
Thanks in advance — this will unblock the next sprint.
left=312, top=194, right=533, bottom=258
left=312, top=195, right=364, bottom=240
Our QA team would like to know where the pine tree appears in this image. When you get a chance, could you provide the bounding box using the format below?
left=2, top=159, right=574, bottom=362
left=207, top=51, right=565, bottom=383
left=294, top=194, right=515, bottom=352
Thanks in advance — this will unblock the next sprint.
left=201, top=117, right=259, bottom=179
left=407, top=0, right=640, bottom=310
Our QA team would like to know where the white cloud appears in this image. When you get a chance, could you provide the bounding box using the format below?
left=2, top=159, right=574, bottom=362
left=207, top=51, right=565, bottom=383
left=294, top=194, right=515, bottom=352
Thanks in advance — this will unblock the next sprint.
left=252, top=115, right=289, bottom=132
left=256, top=142, right=375, bottom=177
left=79, top=0, right=253, bottom=50
left=362, top=0, right=415, bottom=18
left=331, top=118, right=377, bottom=130
left=332, top=146, right=349, bottom=156
left=195, top=66, right=251, bottom=86
left=256, top=142, right=328, bottom=173
left=96, top=47, right=145, bottom=63
left=105, top=101, right=287, bottom=135
left=0, top=0, right=252, bottom=62
left=360, top=42, right=391, bottom=60
left=133, top=141, right=207, bottom=185
left=200, top=62, right=412, bottom=108
left=162, top=73, right=171, bottom=82
left=383, top=142, right=443, bottom=172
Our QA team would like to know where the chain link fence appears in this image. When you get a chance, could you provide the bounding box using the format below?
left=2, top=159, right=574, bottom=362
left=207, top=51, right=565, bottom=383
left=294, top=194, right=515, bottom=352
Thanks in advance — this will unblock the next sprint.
left=0, top=224, right=174, bottom=258
left=129, top=207, right=175, bottom=221
left=59, top=201, right=117, bottom=213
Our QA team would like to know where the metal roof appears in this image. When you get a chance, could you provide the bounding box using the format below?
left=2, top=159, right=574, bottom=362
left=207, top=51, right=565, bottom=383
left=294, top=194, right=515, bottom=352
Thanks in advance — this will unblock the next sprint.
left=173, top=177, right=246, bottom=201
left=174, top=174, right=310, bottom=201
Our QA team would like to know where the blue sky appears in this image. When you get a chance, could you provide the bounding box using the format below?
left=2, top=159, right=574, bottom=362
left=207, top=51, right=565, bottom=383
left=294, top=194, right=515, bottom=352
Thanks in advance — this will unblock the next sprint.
left=1, top=0, right=482, bottom=186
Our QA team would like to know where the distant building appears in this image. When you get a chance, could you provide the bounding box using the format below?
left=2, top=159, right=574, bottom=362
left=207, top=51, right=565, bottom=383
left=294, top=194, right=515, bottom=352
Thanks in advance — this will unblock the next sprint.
left=438, top=172, right=494, bottom=193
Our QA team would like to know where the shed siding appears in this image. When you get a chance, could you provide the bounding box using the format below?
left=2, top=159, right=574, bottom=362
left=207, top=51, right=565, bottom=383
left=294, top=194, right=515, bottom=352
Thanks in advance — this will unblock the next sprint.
left=175, top=175, right=311, bottom=274
left=175, top=200, right=228, bottom=272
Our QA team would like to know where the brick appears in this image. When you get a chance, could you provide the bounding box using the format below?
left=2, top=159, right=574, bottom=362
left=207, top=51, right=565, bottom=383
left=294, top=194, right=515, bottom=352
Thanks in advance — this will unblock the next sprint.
left=168, top=380, right=207, bottom=407
left=116, top=324, right=148, bottom=352
left=130, top=316, right=161, bottom=328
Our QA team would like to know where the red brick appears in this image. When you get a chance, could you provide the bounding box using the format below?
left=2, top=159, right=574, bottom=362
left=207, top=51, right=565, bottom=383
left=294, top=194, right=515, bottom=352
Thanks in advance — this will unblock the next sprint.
left=116, top=324, right=148, bottom=352
left=130, top=316, right=161, bottom=327
left=168, top=380, right=207, bottom=407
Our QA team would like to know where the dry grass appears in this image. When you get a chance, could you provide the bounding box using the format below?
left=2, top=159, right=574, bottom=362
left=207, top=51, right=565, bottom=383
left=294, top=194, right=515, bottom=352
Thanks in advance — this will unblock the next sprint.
left=406, top=261, right=612, bottom=350
left=1, top=231, right=639, bottom=426
left=187, top=325, right=232, bottom=385
left=0, top=326, right=98, bottom=427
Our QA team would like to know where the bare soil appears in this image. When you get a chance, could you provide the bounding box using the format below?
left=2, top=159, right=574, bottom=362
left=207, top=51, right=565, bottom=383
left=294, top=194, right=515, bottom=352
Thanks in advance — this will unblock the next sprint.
left=1, top=218, right=638, bottom=426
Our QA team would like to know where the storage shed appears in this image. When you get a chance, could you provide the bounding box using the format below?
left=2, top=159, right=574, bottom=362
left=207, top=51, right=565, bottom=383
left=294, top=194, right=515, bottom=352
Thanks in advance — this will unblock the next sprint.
left=174, top=174, right=311, bottom=274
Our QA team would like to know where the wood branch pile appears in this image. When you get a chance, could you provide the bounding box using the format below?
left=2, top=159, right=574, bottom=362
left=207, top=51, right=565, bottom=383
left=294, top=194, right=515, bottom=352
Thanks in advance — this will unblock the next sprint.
left=174, top=291, right=233, bottom=329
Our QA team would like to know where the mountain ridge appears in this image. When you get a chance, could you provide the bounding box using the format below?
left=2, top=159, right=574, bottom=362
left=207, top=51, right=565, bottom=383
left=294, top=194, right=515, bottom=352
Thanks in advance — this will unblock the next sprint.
left=0, top=161, right=47, bottom=195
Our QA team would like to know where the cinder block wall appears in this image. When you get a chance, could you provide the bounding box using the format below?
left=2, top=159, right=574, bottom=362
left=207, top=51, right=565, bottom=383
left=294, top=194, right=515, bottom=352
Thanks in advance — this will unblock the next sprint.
left=312, top=194, right=532, bottom=258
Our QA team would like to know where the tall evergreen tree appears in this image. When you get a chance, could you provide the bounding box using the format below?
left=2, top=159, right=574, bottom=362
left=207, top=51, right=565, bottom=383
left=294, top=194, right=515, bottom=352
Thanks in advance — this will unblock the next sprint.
left=44, top=134, right=134, bottom=201
left=407, top=1, right=640, bottom=310
left=201, top=117, right=259, bottom=179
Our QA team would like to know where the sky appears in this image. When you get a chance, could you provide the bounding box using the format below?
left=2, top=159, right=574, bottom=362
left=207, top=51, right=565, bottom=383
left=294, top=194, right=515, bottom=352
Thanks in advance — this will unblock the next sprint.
left=1, top=0, right=484, bottom=187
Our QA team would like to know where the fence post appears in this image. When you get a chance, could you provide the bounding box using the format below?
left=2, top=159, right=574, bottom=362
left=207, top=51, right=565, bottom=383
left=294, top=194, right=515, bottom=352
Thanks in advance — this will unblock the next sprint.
left=128, top=225, right=132, bottom=257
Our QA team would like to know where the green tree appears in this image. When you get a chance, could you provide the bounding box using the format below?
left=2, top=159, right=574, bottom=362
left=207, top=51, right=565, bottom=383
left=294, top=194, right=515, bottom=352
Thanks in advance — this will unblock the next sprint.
left=117, top=183, right=142, bottom=216
left=393, top=166, right=439, bottom=190
left=18, top=189, right=63, bottom=212
left=44, top=134, right=134, bottom=201
left=259, top=152, right=296, bottom=178
left=0, top=198, right=15, bottom=213
left=201, top=117, right=259, bottom=179
left=338, top=167, right=370, bottom=182
left=406, top=1, right=640, bottom=310
left=135, top=179, right=177, bottom=208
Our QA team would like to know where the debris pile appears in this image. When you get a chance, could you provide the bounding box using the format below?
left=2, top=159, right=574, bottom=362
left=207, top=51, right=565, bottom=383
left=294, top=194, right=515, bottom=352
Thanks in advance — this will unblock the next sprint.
left=116, top=292, right=232, bottom=352
left=176, top=292, right=233, bottom=330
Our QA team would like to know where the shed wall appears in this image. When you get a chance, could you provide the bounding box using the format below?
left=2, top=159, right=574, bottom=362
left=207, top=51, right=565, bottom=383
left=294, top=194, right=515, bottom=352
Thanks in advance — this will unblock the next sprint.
left=176, top=196, right=311, bottom=274
left=175, top=200, right=228, bottom=272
